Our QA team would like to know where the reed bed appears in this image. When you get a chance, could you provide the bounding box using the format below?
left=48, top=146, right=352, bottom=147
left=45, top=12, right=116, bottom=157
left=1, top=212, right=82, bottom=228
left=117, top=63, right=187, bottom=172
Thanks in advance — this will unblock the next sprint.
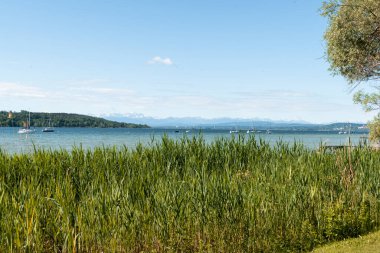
left=0, top=135, right=380, bottom=252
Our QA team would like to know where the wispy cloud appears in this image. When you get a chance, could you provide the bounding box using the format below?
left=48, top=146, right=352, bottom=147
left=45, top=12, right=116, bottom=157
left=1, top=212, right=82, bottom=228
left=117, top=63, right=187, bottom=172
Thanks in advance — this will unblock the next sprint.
left=147, top=56, right=173, bottom=65
left=0, top=82, right=47, bottom=98
left=66, top=79, right=110, bottom=86
left=231, top=89, right=314, bottom=99
left=0, top=81, right=374, bottom=123
left=69, top=86, right=134, bottom=96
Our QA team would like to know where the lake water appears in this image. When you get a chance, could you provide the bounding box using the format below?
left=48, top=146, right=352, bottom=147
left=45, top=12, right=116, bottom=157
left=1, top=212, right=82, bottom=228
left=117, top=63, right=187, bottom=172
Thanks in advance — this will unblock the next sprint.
left=0, top=127, right=369, bottom=154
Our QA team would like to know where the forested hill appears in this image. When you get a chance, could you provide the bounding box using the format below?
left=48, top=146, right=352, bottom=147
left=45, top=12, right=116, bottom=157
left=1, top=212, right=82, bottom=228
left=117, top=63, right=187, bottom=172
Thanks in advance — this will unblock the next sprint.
left=0, top=111, right=149, bottom=128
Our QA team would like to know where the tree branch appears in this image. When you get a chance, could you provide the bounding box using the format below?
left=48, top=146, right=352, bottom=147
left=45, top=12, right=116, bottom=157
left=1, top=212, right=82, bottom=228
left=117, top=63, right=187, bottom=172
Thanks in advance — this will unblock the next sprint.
left=339, top=4, right=379, bottom=19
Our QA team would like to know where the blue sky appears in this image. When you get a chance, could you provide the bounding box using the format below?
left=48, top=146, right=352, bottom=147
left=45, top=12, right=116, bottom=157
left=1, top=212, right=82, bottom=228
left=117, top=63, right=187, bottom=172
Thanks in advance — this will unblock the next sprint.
left=0, top=0, right=376, bottom=123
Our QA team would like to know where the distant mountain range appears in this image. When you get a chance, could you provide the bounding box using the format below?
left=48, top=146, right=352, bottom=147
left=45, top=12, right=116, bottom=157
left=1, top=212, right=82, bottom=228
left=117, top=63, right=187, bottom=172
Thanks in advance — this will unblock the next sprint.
left=104, top=114, right=368, bottom=132
left=103, top=114, right=305, bottom=127
left=1, top=111, right=367, bottom=132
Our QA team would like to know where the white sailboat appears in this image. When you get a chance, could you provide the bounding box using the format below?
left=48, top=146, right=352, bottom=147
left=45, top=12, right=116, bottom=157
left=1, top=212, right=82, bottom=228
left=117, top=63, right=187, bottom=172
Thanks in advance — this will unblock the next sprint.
left=247, top=122, right=255, bottom=133
left=18, top=111, right=36, bottom=134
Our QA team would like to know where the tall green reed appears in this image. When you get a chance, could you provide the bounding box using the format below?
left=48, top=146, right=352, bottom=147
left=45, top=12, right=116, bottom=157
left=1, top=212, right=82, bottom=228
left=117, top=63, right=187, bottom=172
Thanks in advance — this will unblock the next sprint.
left=0, top=135, right=379, bottom=252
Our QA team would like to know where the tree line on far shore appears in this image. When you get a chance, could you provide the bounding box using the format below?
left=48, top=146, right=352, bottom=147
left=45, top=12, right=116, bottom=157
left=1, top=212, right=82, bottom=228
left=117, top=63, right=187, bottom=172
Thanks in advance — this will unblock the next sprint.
left=0, top=111, right=149, bottom=128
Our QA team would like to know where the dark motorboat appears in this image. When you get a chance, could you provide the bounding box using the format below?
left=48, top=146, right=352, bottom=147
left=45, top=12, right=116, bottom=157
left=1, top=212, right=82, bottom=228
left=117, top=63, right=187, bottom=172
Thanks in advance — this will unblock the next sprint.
left=42, top=127, right=54, bottom=132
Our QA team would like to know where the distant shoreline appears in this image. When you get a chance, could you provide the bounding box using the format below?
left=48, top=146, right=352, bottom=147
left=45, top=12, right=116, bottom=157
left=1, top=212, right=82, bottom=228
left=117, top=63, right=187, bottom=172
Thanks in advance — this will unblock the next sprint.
left=0, top=111, right=150, bottom=128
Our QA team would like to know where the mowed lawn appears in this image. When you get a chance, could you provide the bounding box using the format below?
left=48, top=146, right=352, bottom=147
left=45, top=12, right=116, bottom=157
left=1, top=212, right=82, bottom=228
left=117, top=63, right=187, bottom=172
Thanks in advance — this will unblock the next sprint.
left=312, top=230, right=380, bottom=253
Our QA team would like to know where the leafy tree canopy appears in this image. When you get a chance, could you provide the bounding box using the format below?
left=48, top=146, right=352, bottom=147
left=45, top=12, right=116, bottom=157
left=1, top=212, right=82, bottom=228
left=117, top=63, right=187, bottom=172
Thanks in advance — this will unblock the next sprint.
left=322, top=0, right=380, bottom=83
left=322, top=0, right=380, bottom=141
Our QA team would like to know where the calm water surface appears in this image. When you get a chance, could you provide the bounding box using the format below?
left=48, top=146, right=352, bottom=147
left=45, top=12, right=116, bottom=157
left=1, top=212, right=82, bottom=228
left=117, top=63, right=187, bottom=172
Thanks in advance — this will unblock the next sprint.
left=0, top=127, right=369, bottom=154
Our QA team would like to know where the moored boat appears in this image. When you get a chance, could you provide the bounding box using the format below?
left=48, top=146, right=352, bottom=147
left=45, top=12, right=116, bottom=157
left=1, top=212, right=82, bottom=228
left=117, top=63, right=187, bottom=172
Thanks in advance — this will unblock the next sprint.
left=18, top=111, right=36, bottom=134
left=18, top=128, right=36, bottom=134
left=42, top=119, right=54, bottom=132
left=42, top=127, right=54, bottom=132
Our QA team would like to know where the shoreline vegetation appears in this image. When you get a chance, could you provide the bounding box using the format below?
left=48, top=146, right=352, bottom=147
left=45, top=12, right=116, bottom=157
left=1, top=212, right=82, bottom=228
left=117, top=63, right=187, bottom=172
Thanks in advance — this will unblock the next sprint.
left=0, top=111, right=149, bottom=128
left=0, top=135, right=379, bottom=252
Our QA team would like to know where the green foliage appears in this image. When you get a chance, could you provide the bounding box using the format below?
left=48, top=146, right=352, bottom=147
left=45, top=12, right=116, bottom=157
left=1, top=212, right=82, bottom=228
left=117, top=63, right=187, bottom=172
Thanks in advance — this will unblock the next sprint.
left=0, top=136, right=380, bottom=252
left=321, top=0, right=380, bottom=83
left=353, top=91, right=380, bottom=140
left=322, top=0, right=380, bottom=141
left=354, top=89, right=380, bottom=112
left=368, top=114, right=380, bottom=141
left=0, top=110, right=149, bottom=128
